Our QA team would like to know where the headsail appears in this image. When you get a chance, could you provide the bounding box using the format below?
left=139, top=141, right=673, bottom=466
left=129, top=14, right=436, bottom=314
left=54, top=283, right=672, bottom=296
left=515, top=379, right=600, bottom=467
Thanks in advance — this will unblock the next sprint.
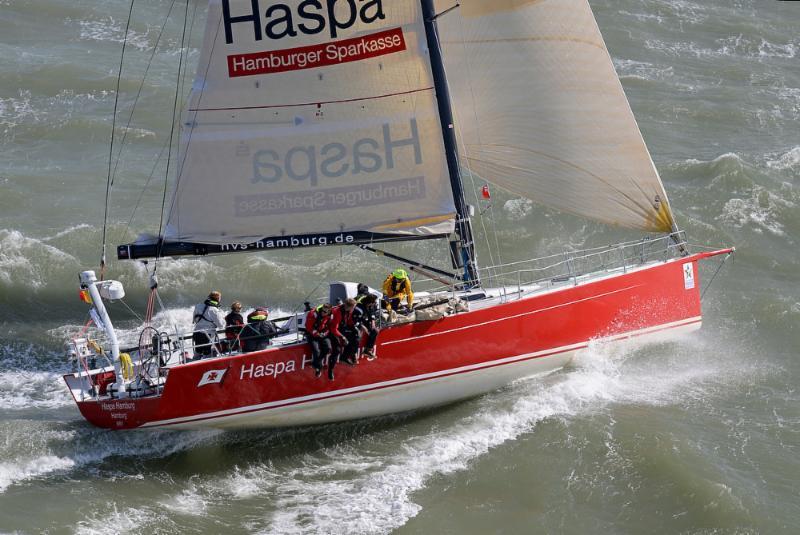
left=161, top=0, right=456, bottom=248
left=436, top=0, right=675, bottom=232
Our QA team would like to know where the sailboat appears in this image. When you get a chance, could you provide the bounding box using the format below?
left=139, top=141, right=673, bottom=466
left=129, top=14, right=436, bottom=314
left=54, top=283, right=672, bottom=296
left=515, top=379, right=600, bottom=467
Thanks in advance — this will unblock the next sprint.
left=64, top=0, right=732, bottom=430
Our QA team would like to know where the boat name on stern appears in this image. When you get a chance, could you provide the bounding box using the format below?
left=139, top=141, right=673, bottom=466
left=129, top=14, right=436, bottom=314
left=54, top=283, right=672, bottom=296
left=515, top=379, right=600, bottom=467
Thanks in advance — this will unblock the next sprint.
left=101, top=401, right=136, bottom=421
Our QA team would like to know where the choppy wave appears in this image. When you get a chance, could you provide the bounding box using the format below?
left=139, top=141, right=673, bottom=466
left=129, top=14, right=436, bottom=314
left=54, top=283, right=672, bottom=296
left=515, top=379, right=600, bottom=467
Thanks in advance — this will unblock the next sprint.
left=719, top=189, right=791, bottom=237
left=0, top=418, right=220, bottom=495
left=766, top=147, right=800, bottom=171
left=644, top=34, right=798, bottom=62
left=70, top=17, right=154, bottom=51
left=0, top=370, right=71, bottom=410
left=503, top=198, right=534, bottom=221
left=60, top=334, right=739, bottom=534
left=0, top=229, right=80, bottom=290
left=613, top=58, right=676, bottom=83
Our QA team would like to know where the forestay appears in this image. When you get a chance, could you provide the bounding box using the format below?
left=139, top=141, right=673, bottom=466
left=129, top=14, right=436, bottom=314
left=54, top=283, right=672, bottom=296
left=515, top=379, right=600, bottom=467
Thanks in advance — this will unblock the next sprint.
left=436, top=0, right=675, bottom=232
left=165, top=0, right=456, bottom=246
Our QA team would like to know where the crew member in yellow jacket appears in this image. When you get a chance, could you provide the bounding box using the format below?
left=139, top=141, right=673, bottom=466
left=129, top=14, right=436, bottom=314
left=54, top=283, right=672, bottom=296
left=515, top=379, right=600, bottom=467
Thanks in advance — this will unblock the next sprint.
left=382, top=269, right=414, bottom=312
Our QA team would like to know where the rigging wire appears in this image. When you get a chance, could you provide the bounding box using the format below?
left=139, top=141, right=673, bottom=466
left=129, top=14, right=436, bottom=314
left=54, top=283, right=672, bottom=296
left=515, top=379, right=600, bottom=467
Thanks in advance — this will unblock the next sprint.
left=180, top=0, right=202, bottom=105
left=110, top=0, right=179, bottom=189
left=113, top=0, right=199, bottom=250
left=155, top=0, right=192, bottom=269
left=164, top=14, right=223, bottom=243
left=100, top=0, right=136, bottom=280
left=117, top=298, right=145, bottom=323
left=121, top=142, right=169, bottom=244
left=450, top=8, right=504, bottom=287
left=700, top=252, right=733, bottom=301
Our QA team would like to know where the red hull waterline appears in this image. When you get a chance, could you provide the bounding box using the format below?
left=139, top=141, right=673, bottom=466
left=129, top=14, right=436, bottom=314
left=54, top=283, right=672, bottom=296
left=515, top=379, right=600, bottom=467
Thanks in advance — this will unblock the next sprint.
left=65, top=251, right=730, bottom=430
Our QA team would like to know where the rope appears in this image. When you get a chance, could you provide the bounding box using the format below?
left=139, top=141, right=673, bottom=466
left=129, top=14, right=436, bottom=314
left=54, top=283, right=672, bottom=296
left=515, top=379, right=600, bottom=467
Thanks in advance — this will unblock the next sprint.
left=79, top=318, right=94, bottom=336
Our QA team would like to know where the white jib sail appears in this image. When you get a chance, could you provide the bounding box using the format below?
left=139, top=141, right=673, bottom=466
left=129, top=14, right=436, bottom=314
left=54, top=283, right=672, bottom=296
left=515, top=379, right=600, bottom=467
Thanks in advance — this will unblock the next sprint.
left=437, top=0, right=675, bottom=232
left=165, top=0, right=456, bottom=245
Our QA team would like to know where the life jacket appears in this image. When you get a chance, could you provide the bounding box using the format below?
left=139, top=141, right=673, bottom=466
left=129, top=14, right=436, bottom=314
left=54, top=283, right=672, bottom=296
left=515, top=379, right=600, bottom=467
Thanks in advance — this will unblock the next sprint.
left=193, top=298, right=219, bottom=324
left=307, top=305, right=341, bottom=337
left=392, top=278, right=405, bottom=294
left=308, top=306, right=330, bottom=333
left=225, top=312, right=244, bottom=340
left=341, top=306, right=361, bottom=330
left=383, top=275, right=409, bottom=297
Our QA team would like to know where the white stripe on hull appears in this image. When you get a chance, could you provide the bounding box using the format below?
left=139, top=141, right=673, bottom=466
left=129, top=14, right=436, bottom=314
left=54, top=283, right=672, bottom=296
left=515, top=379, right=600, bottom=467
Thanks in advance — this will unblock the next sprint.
left=154, top=317, right=701, bottom=430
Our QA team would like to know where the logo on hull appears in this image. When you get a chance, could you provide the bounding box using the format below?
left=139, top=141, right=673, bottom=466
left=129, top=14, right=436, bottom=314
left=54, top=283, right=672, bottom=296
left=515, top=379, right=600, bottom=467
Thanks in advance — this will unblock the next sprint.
left=198, top=368, right=228, bottom=387
left=682, top=262, right=695, bottom=290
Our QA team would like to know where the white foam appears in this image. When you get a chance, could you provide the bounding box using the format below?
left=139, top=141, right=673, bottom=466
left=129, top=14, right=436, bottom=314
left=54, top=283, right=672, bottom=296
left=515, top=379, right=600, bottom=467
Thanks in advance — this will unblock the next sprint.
left=0, top=419, right=220, bottom=495
left=718, top=184, right=792, bottom=237
left=75, top=504, right=176, bottom=535
left=41, top=224, right=94, bottom=242
left=131, top=257, right=224, bottom=291
left=0, top=455, right=75, bottom=493
left=613, top=59, right=674, bottom=82
left=618, top=10, right=664, bottom=24
left=163, top=479, right=210, bottom=517
left=503, top=198, right=533, bottom=221
left=0, top=370, right=72, bottom=410
left=74, top=18, right=152, bottom=51
left=151, top=336, right=726, bottom=534
left=0, top=229, right=79, bottom=289
left=766, top=147, right=800, bottom=171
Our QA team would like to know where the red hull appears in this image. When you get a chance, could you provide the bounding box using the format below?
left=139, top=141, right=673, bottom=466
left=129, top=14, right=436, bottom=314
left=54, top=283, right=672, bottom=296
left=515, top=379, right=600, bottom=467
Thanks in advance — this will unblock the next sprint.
left=67, top=252, right=725, bottom=429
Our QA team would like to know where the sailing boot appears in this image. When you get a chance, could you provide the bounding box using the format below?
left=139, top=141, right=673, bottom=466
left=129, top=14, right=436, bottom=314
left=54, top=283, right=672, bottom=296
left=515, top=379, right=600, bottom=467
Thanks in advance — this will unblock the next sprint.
left=328, top=355, right=337, bottom=381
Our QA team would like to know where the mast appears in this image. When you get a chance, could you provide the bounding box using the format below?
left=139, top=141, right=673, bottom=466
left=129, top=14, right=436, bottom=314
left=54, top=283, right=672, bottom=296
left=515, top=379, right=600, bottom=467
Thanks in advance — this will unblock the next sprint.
left=421, top=0, right=480, bottom=288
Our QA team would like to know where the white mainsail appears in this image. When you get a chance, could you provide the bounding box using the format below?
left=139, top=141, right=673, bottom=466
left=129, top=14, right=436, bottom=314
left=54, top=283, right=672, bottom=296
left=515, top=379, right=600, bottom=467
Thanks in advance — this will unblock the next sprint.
left=165, top=0, right=456, bottom=245
left=437, top=0, right=675, bottom=232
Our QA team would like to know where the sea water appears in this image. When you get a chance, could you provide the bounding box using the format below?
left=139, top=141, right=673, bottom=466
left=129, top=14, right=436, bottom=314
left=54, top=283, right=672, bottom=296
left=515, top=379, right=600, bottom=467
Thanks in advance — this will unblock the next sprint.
left=1, top=0, right=799, bottom=533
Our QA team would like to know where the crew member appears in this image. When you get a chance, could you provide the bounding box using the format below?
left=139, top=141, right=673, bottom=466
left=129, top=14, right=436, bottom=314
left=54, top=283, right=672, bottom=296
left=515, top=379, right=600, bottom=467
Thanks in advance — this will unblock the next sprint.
left=224, top=301, right=245, bottom=352
left=192, top=291, right=225, bottom=357
left=358, top=294, right=380, bottom=360
left=305, top=303, right=343, bottom=380
left=242, top=307, right=279, bottom=353
left=339, top=298, right=361, bottom=365
left=382, top=268, right=413, bottom=312
left=355, top=283, right=370, bottom=304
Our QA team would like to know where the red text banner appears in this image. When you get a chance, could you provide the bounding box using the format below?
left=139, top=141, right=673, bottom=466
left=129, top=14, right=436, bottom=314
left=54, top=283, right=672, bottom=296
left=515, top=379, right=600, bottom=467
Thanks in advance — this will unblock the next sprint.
left=227, top=27, right=406, bottom=78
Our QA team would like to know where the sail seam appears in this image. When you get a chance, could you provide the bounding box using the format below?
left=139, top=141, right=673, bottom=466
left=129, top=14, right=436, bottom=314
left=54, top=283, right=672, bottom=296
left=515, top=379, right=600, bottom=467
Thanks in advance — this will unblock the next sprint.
left=186, top=87, right=435, bottom=112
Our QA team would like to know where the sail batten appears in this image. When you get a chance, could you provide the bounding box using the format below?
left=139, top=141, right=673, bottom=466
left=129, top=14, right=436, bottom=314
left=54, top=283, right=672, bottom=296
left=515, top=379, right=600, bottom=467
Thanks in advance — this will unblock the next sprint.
left=438, top=0, right=676, bottom=233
